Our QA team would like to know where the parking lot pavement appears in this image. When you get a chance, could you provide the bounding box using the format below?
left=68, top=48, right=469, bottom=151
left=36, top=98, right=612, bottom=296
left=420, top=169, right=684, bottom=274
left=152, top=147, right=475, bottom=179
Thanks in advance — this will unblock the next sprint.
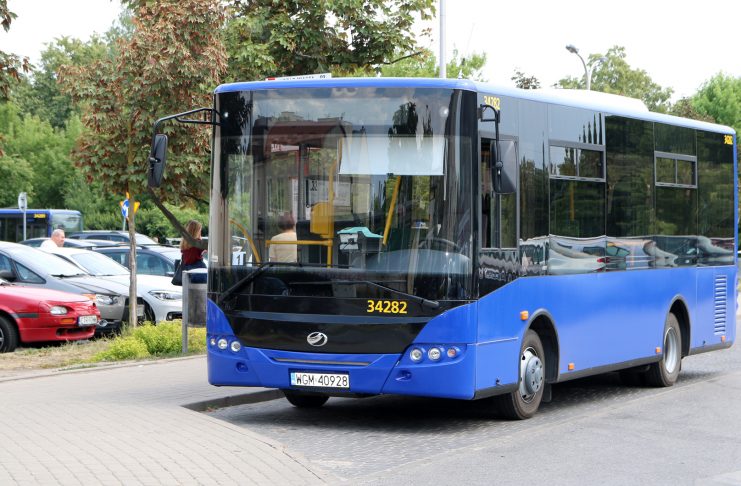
left=0, top=357, right=331, bottom=485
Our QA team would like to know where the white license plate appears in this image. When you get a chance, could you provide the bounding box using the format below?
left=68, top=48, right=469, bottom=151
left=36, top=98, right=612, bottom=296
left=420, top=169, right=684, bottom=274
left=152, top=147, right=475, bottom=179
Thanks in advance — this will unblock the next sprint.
left=290, top=371, right=349, bottom=389
left=78, top=315, right=98, bottom=326
left=137, top=305, right=144, bottom=317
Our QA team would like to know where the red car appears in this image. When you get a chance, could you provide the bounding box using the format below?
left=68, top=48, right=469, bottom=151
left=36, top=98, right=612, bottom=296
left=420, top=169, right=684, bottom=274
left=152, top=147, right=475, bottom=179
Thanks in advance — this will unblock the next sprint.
left=0, top=277, right=100, bottom=353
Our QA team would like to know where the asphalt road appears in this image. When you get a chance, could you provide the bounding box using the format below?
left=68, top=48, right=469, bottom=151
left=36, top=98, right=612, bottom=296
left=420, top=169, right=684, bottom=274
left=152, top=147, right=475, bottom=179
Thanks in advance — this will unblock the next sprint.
left=208, top=322, right=741, bottom=485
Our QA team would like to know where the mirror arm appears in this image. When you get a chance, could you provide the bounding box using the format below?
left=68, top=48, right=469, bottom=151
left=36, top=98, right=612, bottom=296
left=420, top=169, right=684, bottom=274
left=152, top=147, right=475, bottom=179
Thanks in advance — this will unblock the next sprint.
left=150, top=107, right=221, bottom=149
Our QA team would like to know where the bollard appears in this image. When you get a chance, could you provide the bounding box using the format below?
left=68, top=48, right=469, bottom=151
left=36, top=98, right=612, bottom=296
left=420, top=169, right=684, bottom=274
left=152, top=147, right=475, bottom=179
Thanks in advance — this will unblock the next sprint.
left=182, top=268, right=207, bottom=353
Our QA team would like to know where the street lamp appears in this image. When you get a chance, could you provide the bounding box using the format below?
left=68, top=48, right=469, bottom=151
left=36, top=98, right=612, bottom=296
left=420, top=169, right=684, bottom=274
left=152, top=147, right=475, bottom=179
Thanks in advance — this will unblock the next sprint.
left=565, top=44, right=606, bottom=91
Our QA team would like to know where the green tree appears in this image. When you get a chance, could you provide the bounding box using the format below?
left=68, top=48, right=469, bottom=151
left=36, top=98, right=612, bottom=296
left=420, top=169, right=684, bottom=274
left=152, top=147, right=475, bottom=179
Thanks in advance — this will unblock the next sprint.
left=512, top=70, right=540, bottom=89
left=224, top=0, right=435, bottom=80
left=0, top=156, right=33, bottom=207
left=380, top=48, right=487, bottom=80
left=60, top=0, right=227, bottom=327
left=12, top=37, right=112, bottom=129
left=0, top=1, right=30, bottom=101
left=557, top=46, right=673, bottom=113
left=691, top=73, right=741, bottom=134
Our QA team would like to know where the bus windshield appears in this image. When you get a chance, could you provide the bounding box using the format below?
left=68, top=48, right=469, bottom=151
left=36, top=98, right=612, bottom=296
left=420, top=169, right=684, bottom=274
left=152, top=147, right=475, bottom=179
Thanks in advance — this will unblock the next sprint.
left=211, top=87, right=473, bottom=303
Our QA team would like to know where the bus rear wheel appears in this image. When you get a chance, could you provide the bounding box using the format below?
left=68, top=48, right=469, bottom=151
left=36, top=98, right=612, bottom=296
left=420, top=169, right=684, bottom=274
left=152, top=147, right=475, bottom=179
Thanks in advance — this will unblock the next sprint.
left=645, top=312, right=682, bottom=387
left=283, top=390, right=329, bottom=408
left=495, top=330, right=545, bottom=420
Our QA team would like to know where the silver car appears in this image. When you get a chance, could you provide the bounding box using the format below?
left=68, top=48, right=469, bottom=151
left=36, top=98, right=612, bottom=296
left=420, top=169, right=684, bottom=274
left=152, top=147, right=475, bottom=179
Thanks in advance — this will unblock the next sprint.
left=47, top=247, right=182, bottom=323
left=0, top=242, right=143, bottom=334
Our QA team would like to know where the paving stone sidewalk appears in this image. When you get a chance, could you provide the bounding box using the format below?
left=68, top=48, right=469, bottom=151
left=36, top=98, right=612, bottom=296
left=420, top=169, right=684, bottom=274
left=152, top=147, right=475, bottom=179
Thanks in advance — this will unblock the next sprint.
left=0, top=356, right=332, bottom=485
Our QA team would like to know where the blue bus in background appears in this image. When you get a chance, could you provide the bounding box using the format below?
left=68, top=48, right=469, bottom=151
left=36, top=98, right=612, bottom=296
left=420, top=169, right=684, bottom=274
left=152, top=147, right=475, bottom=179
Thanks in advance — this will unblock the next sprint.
left=0, top=209, right=83, bottom=242
left=149, top=77, right=737, bottom=419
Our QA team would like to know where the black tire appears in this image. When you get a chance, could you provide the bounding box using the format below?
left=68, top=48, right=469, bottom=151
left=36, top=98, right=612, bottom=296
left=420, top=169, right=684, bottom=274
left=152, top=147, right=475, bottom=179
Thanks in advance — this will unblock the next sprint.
left=0, top=316, right=19, bottom=353
left=494, top=330, right=546, bottom=420
left=283, top=390, right=329, bottom=408
left=645, top=313, right=682, bottom=387
left=144, top=304, right=156, bottom=324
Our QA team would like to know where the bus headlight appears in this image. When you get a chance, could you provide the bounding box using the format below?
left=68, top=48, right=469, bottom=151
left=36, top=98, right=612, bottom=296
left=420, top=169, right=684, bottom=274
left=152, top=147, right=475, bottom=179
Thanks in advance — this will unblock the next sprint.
left=428, top=347, right=442, bottom=361
left=409, top=348, right=424, bottom=362
left=217, top=338, right=228, bottom=350
left=230, top=341, right=241, bottom=353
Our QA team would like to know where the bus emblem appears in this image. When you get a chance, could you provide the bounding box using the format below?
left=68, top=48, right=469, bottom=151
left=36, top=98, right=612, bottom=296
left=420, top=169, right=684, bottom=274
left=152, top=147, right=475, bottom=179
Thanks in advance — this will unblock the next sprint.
left=307, top=332, right=328, bottom=347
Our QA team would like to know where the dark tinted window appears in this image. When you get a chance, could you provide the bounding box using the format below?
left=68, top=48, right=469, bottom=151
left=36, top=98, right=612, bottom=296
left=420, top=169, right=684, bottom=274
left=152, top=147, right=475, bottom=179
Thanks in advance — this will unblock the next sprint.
left=606, top=117, right=653, bottom=238
left=655, top=187, right=697, bottom=236
left=549, top=105, right=603, bottom=145
left=519, top=100, right=548, bottom=241
left=550, top=146, right=603, bottom=179
left=697, top=131, right=735, bottom=264
left=550, top=179, right=605, bottom=238
left=655, top=124, right=695, bottom=155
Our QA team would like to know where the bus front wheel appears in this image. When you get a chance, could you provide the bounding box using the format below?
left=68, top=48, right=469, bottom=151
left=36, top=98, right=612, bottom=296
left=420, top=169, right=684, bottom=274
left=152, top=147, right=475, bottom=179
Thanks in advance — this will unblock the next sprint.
left=495, top=330, right=545, bottom=420
left=283, top=390, right=329, bottom=408
left=645, top=313, right=682, bottom=387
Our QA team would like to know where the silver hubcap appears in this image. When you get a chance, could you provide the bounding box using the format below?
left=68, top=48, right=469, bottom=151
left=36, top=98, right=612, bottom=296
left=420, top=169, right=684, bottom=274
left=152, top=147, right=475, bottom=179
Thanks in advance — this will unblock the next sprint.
left=664, top=327, right=679, bottom=374
left=520, top=347, right=544, bottom=403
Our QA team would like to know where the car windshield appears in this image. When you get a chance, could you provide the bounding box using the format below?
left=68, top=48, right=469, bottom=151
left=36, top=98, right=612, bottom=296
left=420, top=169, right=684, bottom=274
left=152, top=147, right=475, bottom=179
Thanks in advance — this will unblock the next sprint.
left=70, top=252, right=129, bottom=276
left=11, top=247, right=85, bottom=277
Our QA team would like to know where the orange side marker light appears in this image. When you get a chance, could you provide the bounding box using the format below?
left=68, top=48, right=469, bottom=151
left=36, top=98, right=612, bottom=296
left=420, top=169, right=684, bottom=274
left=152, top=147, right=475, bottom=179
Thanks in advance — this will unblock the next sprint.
left=568, top=363, right=575, bottom=371
left=655, top=347, right=662, bottom=354
left=520, top=311, right=529, bottom=321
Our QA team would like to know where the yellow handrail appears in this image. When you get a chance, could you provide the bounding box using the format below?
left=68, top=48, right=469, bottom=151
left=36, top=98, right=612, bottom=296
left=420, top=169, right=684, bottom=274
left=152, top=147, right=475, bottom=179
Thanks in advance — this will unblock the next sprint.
left=383, top=176, right=401, bottom=246
left=230, top=218, right=261, bottom=264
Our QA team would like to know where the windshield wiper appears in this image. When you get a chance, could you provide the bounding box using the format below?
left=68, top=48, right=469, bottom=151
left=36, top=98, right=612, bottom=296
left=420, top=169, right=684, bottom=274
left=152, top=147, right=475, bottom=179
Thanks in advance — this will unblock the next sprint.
left=217, top=263, right=275, bottom=306
left=50, top=273, right=87, bottom=278
left=329, top=280, right=440, bottom=309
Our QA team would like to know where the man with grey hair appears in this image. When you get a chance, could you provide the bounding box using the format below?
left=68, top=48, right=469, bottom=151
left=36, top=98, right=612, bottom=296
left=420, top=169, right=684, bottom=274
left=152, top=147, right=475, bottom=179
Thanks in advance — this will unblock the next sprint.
left=40, top=229, right=65, bottom=250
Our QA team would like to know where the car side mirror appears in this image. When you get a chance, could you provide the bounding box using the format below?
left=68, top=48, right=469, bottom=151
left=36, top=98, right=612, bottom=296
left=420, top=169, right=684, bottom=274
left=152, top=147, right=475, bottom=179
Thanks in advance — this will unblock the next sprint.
left=148, top=134, right=168, bottom=188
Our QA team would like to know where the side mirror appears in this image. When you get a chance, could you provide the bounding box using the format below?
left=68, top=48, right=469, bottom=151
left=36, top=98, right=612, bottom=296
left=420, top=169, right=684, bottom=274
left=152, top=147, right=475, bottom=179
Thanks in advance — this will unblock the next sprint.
left=148, top=134, right=168, bottom=188
left=491, top=140, right=517, bottom=194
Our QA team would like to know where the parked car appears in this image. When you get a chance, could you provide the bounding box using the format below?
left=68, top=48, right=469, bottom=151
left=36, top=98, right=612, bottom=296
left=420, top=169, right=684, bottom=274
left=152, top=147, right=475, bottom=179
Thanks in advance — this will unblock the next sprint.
left=19, top=237, right=123, bottom=249
left=0, top=242, right=143, bottom=335
left=66, top=230, right=159, bottom=246
left=95, top=245, right=194, bottom=277
left=0, top=276, right=100, bottom=352
left=46, top=247, right=182, bottom=323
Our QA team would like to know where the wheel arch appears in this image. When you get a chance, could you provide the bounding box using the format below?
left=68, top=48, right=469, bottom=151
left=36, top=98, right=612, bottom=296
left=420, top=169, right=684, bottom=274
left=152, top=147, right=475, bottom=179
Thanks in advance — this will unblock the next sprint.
left=668, top=296, right=691, bottom=358
left=526, top=310, right=559, bottom=384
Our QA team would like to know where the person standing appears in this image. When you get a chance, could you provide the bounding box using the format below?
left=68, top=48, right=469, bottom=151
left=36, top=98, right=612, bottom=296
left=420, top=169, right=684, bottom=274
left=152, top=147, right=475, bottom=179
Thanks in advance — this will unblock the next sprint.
left=40, top=229, right=65, bottom=250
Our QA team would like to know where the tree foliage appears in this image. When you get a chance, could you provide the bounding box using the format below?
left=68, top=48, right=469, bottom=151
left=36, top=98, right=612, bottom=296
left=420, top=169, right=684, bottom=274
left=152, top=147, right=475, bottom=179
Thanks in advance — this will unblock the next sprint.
left=557, top=46, right=673, bottom=113
left=512, top=70, right=540, bottom=89
left=379, top=48, right=487, bottom=80
left=60, top=0, right=227, bottom=326
left=0, top=1, right=30, bottom=101
left=691, top=73, right=741, bottom=134
left=224, top=0, right=435, bottom=80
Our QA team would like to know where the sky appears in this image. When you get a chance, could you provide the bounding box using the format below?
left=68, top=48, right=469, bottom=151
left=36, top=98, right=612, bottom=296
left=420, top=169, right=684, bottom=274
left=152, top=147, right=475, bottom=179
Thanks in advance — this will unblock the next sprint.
left=3, top=0, right=739, bottom=102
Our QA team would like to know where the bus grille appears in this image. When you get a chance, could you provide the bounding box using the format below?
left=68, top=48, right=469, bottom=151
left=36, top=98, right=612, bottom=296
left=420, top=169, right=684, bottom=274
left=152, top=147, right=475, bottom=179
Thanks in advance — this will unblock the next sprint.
left=713, top=275, right=727, bottom=335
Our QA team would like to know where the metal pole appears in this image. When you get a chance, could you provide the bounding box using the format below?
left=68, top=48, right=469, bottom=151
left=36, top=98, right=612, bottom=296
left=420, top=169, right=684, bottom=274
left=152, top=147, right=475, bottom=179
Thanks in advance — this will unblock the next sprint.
left=22, top=209, right=26, bottom=240
left=182, top=271, right=189, bottom=354
left=439, top=0, right=446, bottom=78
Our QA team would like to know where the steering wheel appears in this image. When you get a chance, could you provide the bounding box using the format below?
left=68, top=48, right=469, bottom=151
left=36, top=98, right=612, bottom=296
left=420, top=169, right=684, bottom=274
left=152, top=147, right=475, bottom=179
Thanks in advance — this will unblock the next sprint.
left=418, top=237, right=460, bottom=253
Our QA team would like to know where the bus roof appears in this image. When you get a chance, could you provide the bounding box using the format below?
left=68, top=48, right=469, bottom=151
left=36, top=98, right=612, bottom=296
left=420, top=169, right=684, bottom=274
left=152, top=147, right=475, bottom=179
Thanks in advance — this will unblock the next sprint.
left=215, top=77, right=735, bottom=135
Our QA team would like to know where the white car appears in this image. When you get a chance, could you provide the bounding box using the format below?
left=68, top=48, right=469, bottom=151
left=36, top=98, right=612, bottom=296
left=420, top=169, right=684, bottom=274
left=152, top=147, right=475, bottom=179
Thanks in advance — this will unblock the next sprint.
left=45, top=247, right=182, bottom=323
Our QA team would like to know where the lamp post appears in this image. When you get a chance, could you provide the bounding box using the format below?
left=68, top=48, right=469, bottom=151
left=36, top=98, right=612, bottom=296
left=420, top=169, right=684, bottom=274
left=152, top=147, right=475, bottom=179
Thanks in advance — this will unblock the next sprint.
left=565, top=44, right=606, bottom=91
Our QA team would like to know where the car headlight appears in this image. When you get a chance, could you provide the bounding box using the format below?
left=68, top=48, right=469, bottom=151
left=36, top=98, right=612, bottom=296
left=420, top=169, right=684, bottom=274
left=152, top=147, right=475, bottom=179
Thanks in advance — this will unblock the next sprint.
left=49, top=305, right=68, bottom=315
left=149, top=290, right=182, bottom=301
left=95, top=294, right=121, bottom=306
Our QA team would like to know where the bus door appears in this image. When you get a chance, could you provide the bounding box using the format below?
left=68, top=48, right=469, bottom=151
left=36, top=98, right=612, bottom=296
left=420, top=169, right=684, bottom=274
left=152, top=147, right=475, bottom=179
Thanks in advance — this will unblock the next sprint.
left=479, top=134, right=518, bottom=294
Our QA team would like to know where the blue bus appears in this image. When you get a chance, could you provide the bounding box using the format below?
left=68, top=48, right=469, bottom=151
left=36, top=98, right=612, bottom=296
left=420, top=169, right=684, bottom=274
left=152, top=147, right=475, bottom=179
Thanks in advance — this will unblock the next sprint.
left=148, top=78, right=737, bottom=419
left=0, top=209, right=83, bottom=243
